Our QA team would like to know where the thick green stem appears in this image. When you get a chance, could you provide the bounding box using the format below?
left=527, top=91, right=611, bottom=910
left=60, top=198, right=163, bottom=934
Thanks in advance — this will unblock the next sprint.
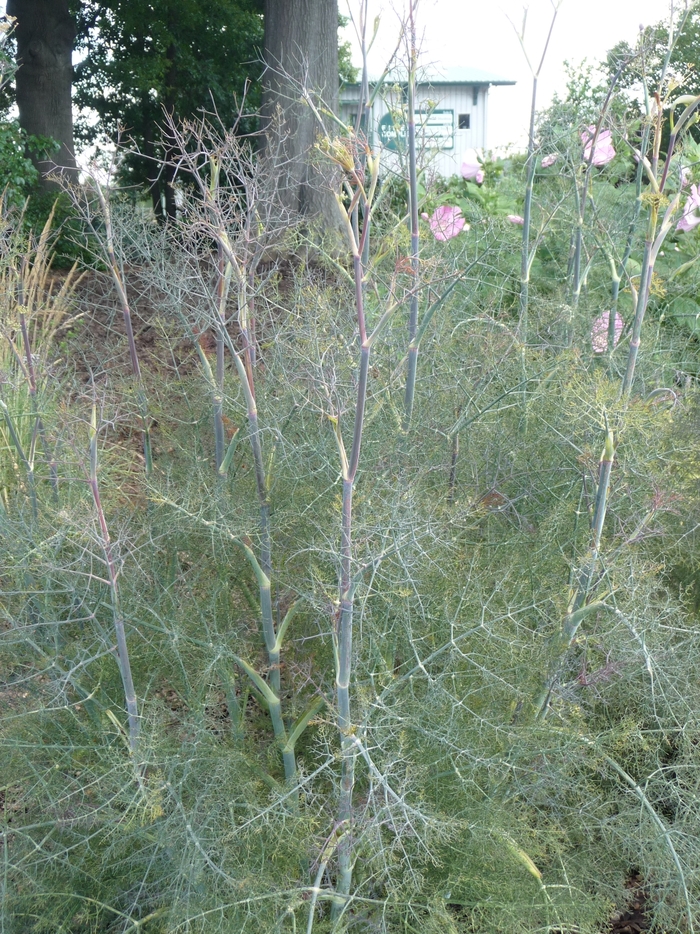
left=218, top=280, right=289, bottom=764
left=535, top=424, right=614, bottom=719
left=233, top=655, right=295, bottom=797
left=336, top=476, right=355, bottom=907
left=519, top=76, right=538, bottom=343
left=89, top=410, right=139, bottom=754
left=216, top=242, right=231, bottom=469
left=620, top=136, right=682, bottom=398
left=620, top=227, right=654, bottom=399
left=334, top=224, right=372, bottom=923
left=447, top=423, right=459, bottom=505
left=571, top=425, right=614, bottom=611
left=334, top=345, right=371, bottom=908
left=608, top=124, right=650, bottom=355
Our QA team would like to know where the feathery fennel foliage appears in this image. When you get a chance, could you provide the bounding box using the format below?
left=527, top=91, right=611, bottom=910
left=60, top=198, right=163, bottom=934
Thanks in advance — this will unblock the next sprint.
left=3, top=9, right=700, bottom=931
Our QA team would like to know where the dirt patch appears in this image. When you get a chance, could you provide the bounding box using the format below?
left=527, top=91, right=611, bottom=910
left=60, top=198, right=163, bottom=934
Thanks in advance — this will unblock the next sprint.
left=609, top=874, right=651, bottom=934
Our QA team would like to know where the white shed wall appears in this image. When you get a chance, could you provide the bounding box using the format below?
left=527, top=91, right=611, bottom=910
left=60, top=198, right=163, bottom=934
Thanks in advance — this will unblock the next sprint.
left=339, top=81, right=490, bottom=178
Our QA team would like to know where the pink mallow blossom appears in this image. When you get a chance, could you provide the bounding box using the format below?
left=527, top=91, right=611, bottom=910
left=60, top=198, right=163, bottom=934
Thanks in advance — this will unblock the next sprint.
left=676, top=184, right=700, bottom=232
left=422, top=205, right=467, bottom=241
left=591, top=310, right=624, bottom=353
left=541, top=153, right=558, bottom=168
left=461, top=149, right=484, bottom=183
left=507, top=214, right=525, bottom=225
left=581, top=126, right=616, bottom=167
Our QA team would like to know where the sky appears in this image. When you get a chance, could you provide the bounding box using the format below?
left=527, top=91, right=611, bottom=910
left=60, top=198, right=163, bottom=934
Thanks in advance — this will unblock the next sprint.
left=341, top=0, right=681, bottom=151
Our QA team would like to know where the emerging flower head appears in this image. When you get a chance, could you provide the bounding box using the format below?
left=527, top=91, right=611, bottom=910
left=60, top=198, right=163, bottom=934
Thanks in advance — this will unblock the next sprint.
left=581, top=126, right=616, bottom=167
left=541, top=153, right=558, bottom=168
left=507, top=214, right=525, bottom=225
left=591, top=310, right=624, bottom=353
left=677, top=184, right=700, bottom=232
left=423, top=205, right=468, bottom=241
left=461, top=148, right=483, bottom=182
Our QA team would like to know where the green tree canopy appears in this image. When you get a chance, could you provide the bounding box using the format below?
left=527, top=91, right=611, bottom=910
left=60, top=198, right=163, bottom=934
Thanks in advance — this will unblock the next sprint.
left=605, top=5, right=700, bottom=102
left=71, top=0, right=265, bottom=216
left=70, top=1, right=356, bottom=218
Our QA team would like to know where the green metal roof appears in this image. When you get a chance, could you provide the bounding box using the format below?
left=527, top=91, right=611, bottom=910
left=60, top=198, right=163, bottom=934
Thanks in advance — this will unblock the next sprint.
left=418, top=66, right=515, bottom=86
left=344, top=66, right=515, bottom=88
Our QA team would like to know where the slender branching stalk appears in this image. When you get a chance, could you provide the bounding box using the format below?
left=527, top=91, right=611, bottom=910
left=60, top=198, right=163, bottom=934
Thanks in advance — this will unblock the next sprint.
left=606, top=121, right=651, bottom=354
left=575, top=733, right=695, bottom=934
left=306, top=823, right=348, bottom=934
left=164, top=119, right=303, bottom=794
left=569, top=78, right=621, bottom=315
left=509, top=1, right=561, bottom=344
left=88, top=403, right=139, bottom=754
left=86, top=174, right=153, bottom=475
left=207, top=155, right=233, bottom=472
left=402, top=0, right=421, bottom=429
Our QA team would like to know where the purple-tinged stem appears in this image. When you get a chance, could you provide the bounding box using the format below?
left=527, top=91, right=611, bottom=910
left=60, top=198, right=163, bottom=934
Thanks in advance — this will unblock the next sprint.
left=19, top=308, right=58, bottom=499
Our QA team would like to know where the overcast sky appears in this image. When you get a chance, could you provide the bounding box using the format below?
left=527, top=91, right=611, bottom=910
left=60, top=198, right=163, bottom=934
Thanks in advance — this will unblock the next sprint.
left=342, top=0, right=680, bottom=151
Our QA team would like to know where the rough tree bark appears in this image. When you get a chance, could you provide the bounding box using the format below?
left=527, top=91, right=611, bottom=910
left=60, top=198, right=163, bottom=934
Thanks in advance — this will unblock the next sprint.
left=262, top=0, right=339, bottom=224
left=7, top=0, right=78, bottom=187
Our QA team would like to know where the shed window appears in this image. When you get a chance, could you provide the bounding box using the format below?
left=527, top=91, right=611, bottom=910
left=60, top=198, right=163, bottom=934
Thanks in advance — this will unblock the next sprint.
left=472, top=87, right=479, bottom=106
left=458, top=113, right=470, bottom=130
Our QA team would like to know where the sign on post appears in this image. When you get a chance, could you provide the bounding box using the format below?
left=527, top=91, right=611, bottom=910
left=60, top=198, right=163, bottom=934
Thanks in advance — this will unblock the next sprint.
left=377, top=109, right=455, bottom=152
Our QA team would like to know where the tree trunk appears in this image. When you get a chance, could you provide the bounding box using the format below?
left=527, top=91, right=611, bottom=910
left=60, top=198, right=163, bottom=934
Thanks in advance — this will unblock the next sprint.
left=262, top=0, right=339, bottom=224
left=7, top=0, right=78, bottom=188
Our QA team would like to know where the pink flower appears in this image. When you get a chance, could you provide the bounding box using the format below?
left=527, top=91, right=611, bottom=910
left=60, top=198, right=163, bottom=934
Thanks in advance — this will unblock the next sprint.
left=461, top=148, right=483, bottom=182
left=425, top=205, right=468, bottom=241
left=541, top=153, right=558, bottom=168
left=676, top=183, right=700, bottom=232
left=591, top=310, right=624, bottom=353
left=581, top=126, right=616, bottom=167
left=507, top=214, right=524, bottom=225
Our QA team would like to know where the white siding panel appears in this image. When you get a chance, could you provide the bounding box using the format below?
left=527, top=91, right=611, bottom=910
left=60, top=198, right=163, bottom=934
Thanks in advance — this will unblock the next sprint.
left=339, top=80, right=498, bottom=177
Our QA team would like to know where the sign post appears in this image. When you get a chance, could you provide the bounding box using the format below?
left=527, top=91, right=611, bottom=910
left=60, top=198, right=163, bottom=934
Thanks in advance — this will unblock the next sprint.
left=377, top=109, right=455, bottom=152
